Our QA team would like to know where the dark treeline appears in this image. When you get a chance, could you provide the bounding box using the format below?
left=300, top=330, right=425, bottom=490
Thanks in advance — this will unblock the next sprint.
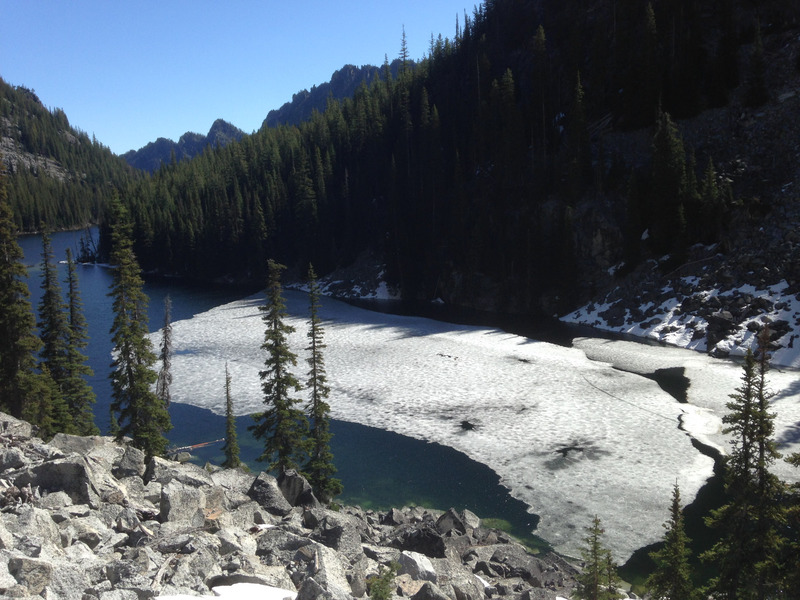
left=0, top=78, right=140, bottom=231
left=105, top=0, right=797, bottom=313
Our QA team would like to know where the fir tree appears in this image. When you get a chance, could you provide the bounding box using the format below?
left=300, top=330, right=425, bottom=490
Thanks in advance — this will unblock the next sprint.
left=156, top=294, right=173, bottom=407
left=575, top=516, right=622, bottom=600
left=304, top=264, right=342, bottom=502
left=646, top=483, right=696, bottom=600
left=250, top=259, right=309, bottom=473
left=37, top=229, right=69, bottom=384
left=21, top=364, right=66, bottom=440
left=36, top=228, right=72, bottom=433
left=784, top=451, right=800, bottom=593
left=744, top=22, right=768, bottom=108
left=0, top=162, right=40, bottom=419
left=221, top=362, right=241, bottom=469
left=108, top=199, right=171, bottom=459
left=62, top=247, right=97, bottom=435
left=650, top=111, right=688, bottom=256
left=702, top=329, right=784, bottom=599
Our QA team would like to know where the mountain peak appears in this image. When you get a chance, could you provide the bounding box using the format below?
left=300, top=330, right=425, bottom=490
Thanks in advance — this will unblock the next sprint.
left=123, top=120, right=245, bottom=172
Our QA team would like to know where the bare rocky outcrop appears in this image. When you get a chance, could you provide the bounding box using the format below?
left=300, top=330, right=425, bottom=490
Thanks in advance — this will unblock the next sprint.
left=0, top=412, right=585, bottom=599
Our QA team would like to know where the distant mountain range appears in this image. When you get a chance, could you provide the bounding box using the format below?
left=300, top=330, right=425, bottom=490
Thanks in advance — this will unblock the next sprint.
left=122, top=61, right=408, bottom=172
left=263, top=60, right=406, bottom=128
left=121, top=119, right=245, bottom=173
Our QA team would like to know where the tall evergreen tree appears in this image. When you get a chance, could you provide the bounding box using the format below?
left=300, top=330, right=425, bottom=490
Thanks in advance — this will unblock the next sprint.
left=304, top=264, right=342, bottom=502
left=37, top=229, right=69, bottom=384
left=108, top=199, right=171, bottom=459
left=221, top=362, right=241, bottom=469
left=156, top=294, right=173, bottom=407
left=744, top=22, right=768, bottom=108
left=31, top=226, right=76, bottom=438
left=647, top=483, right=696, bottom=600
left=650, top=111, right=688, bottom=256
left=21, top=364, right=67, bottom=439
left=0, top=162, right=41, bottom=419
left=250, top=259, right=309, bottom=473
left=62, top=247, right=97, bottom=435
left=702, top=329, right=784, bottom=599
left=784, top=450, right=800, bottom=593
left=575, top=516, right=622, bottom=600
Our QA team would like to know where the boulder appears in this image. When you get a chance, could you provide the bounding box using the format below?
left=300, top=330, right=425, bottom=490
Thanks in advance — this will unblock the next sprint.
left=211, top=467, right=257, bottom=495
left=398, top=550, right=437, bottom=583
left=0, top=412, right=33, bottom=438
left=436, top=508, right=468, bottom=535
left=411, top=581, right=452, bottom=600
left=8, top=556, right=53, bottom=595
left=256, top=528, right=313, bottom=566
left=143, top=456, right=214, bottom=488
left=0, top=447, right=27, bottom=471
left=12, top=455, right=127, bottom=508
left=316, top=511, right=365, bottom=562
left=392, top=524, right=447, bottom=558
left=381, top=507, right=407, bottom=526
left=248, top=472, right=293, bottom=516
left=278, top=469, right=320, bottom=508
left=112, top=445, right=146, bottom=479
left=60, top=515, right=113, bottom=549
left=160, top=480, right=206, bottom=525
left=307, top=543, right=354, bottom=600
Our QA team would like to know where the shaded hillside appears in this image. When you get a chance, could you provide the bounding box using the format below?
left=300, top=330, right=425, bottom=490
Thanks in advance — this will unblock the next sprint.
left=105, top=0, right=800, bottom=318
left=122, top=118, right=245, bottom=173
left=263, top=60, right=407, bottom=128
left=0, top=78, right=139, bottom=231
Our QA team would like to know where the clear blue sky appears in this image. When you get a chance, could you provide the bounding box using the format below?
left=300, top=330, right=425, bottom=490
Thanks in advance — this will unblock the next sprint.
left=1, top=1, right=470, bottom=155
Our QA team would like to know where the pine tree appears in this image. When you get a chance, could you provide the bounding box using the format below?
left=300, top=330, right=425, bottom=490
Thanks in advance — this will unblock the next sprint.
left=744, top=22, right=768, bottom=108
left=250, top=259, right=309, bottom=473
left=575, top=516, right=622, bottom=600
left=62, top=247, right=97, bottom=435
left=36, top=228, right=72, bottom=433
left=564, top=70, right=590, bottom=204
left=702, top=329, right=784, bottom=599
left=0, top=162, right=41, bottom=419
left=784, top=451, right=800, bottom=593
left=21, top=364, right=66, bottom=440
left=647, top=483, right=696, bottom=600
left=108, top=199, right=171, bottom=459
left=304, top=264, right=342, bottom=502
left=221, top=362, right=241, bottom=469
left=37, top=229, right=69, bottom=384
left=156, top=294, right=173, bottom=407
left=650, top=111, right=688, bottom=256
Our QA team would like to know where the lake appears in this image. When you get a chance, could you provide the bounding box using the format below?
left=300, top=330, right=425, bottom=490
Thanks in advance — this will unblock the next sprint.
left=16, top=229, right=545, bottom=550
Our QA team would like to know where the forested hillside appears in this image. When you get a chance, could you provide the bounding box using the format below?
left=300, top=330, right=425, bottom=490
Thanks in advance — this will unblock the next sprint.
left=106, top=0, right=798, bottom=314
left=0, top=78, right=139, bottom=231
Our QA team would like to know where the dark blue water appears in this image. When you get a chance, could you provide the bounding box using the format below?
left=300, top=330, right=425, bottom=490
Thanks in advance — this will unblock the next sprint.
left=17, top=230, right=547, bottom=551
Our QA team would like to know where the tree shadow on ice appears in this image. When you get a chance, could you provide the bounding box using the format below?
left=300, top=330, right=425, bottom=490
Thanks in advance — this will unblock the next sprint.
left=773, top=375, right=800, bottom=401
left=776, top=422, right=800, bottom=448
left=541, top=439, right=611, bottom=470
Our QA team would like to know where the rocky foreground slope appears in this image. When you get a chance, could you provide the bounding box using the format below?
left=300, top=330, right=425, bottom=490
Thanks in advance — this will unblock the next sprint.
left=0, top=412, right=584, bottom=600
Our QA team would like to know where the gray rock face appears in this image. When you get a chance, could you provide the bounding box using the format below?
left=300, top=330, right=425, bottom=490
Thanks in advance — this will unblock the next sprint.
left=248, top=472, right=294, bottom=516
left=0, top=411, right=583, bottom=599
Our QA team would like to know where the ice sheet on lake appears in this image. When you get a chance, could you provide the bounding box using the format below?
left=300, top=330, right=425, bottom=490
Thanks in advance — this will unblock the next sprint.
left=152, top=290, right=797, bottom=561
left=573, top=337, right=800, bottom=484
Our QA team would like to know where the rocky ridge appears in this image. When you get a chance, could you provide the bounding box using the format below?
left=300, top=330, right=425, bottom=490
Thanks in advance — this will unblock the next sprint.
left=0, top=412, right=584, bottom=600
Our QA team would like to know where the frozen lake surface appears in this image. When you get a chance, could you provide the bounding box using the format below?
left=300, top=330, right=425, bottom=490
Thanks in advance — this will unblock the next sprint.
left=153, top=290, right=800, bottom=561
